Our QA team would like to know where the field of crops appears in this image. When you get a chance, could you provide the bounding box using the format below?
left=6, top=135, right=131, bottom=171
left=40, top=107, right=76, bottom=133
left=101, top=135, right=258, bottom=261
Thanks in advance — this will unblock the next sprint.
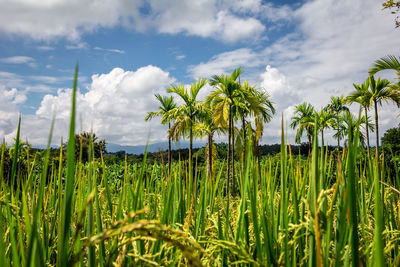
left=1, top=65, right=400, bottom=267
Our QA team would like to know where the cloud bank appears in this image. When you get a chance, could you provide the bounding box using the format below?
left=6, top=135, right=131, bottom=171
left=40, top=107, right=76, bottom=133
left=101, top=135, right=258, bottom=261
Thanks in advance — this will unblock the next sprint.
left=0, top=0, right=289, bottom=43
left=3, top=66, right=175, bottom=146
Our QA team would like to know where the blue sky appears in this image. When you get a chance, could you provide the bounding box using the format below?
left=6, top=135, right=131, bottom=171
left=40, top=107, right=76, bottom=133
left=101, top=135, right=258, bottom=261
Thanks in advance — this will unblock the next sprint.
left=0, top=0, right=399, bottom=147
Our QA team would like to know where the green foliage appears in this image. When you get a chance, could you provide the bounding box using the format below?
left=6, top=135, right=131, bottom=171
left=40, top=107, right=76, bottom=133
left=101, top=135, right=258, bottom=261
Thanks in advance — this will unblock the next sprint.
left=290, top=102, right=315, bottom=145
left=1, top=61, right=400, bottom=266
left=0, top=116, right=399, bottom=266
left=63, top=131, right=106, bottom=163
left=383, top=1, right=400, bottom=27
left=382, top=124, right=400, bottom=172
left=382, top=124, right=400, bottom=152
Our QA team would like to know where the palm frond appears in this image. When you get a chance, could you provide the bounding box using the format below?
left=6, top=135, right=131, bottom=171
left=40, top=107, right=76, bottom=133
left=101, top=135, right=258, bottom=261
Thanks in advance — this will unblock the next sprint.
left=369, top=55, right=400, bottom=75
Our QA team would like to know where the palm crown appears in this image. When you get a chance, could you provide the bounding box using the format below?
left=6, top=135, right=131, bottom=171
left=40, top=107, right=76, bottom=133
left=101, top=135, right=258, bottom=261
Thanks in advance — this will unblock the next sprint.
left=145, top=94, right=177, bottom=123
left=167, top=78, right=208, bottom=141
left=290, top=102, right=315, bottom=145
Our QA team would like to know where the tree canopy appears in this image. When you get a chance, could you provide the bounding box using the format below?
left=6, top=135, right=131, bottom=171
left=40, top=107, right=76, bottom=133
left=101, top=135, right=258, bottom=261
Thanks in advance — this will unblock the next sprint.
left=383, top=0, right=400, bottom=27
left=63, top=132, right=106, bottom=163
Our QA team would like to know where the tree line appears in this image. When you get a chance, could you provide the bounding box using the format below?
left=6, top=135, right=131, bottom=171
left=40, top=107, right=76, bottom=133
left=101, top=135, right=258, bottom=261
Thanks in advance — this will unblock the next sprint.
left=145, top=55, right=400, bottom=194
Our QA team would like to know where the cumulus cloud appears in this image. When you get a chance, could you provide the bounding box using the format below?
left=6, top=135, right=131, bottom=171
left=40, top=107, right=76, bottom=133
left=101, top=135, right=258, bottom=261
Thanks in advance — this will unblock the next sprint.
left=270, top=0, right=400, bottom=104
left=0, top=85, right=26, bottom=140
left=133, top=0, right=266, bottom=43
left=256, top=65, right=300, bottom=143
left=271, top=0, right=400, bottom=143
left=24, top=66, right=175, bottom=146
left=0, top=0, right=280, bottom=43
left=0, top=0, right=141, bottom=41
left=188, top=48, right=263, bottom=78
left=187, top=0, right=400, bottom=145
left=259, top=65, right=299, bottom=111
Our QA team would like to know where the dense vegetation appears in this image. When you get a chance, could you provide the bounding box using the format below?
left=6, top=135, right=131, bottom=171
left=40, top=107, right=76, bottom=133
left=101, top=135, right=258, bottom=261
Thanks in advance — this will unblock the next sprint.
left=0, top=56, right=399, bottom=266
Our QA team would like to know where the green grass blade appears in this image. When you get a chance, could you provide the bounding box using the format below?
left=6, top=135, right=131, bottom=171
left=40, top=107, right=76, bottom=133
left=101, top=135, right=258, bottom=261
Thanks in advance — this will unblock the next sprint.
left=373, top=160, right=385, bottom=266
left=11, top=116, right=21, bottom=190
left=58, top=64, right=78, bottom=267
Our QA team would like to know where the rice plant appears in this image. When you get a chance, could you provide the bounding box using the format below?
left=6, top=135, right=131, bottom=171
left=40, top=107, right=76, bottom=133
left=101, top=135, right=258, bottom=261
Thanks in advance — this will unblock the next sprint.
left=0, top=65, right=399, bottom=266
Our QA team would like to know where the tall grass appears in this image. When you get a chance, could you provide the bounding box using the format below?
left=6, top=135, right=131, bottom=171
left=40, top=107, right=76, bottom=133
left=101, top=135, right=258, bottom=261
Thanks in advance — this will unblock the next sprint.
left=0, top=68, right=398, bottom=266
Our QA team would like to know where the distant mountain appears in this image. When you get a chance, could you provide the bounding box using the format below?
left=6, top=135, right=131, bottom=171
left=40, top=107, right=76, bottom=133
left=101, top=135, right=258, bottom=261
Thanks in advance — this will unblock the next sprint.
left=106, top=141, right=206, bottom=154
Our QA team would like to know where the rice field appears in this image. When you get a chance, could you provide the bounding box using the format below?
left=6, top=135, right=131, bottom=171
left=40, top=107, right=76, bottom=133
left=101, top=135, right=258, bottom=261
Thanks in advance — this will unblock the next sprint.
left=0, top=68, right=399, bottom=267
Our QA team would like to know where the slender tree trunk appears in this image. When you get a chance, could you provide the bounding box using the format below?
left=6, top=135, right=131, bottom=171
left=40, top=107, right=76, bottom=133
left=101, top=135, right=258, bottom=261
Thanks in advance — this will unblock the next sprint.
left=374, top=100, right=380, bottom=176
left=208, top=133, right=213, bottom=180
left=226, top=106, right=231, bottom=196
left=364, top=107, right=371, bottom=161
left=168, top=121, right=172, bottom=175
left=337, top=136, right=340, bottom=160
left=232, top=116, right=236, bottom=197
left=308, top=134, right=312, bottom=155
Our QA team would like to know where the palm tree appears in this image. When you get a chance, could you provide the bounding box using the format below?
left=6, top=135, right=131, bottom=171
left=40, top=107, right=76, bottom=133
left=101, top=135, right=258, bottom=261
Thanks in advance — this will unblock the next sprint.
left=145, top=94, right=177, bottom=174
left=315, top=109, right=334, bottom=150
left=234, top=81, right=275, bottom=179
left=310, top=109, right=334, bottom=191
left=193, top=103, right=225, bottom=180
left=233, top=81, right=252, bottom=171
left=369, top=55, right=400, bottom=78
left=335, top=110, right=374, bottom=148
left=62, top=132, right=106, bottom=163
left=250, top=87, right=275, bottom=180
left=346, top=79, right=373, bottom=160
left=370, top=55, right=400, bottom=120
left=167, top=78, right=208, bottom=180
left=325, top=96, right=349, bottom=154
left=207, top=67, right=242, bottom=195
left=290, top=102, right=315, bottom=151
left=367, top=75, right=399, bottom=164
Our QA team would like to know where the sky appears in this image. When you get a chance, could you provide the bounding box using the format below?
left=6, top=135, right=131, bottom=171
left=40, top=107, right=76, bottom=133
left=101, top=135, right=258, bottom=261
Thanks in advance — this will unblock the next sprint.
left=0, top=0, right=399, bottom=148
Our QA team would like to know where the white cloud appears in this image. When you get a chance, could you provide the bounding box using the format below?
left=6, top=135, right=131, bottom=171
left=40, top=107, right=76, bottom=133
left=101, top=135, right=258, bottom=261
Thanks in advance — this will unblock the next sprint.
left=272, top=0, right=400, bottom=143
left=2, top=0, right=399, bottom=147
left=187, top=0, right=400, bottom=145
left=25, top=66, right=175, bottom=146
left=65, top=42, right=89, bottom=50
left=0, top=71, right=74, bottom=94
left=273, top=0, right=400, bottom=95
left=0, top=85, right=25, bottom=140
left=188, top=48, right=263, bottom=78
left=0, top=0, right=272, bottom=43
left=225, top=0, right=293, bottom=23
left=0, top=56, right=36, bottom=67
left=0, top=71, right=24, bottom=88
left=132, top=0, right=266, bottom=42
left=255, top=65, right=300, bottom=143
left=36, top=45, right=55, bottom=51
left=176, top=55, right=186, bottom=60
left=259, top=65, right=300, bottom=111
left=0, top=0, right=141, bottom=41
left=28, top=75, right=73, bottom=84
left=94, top=47, right=125, bottom=54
